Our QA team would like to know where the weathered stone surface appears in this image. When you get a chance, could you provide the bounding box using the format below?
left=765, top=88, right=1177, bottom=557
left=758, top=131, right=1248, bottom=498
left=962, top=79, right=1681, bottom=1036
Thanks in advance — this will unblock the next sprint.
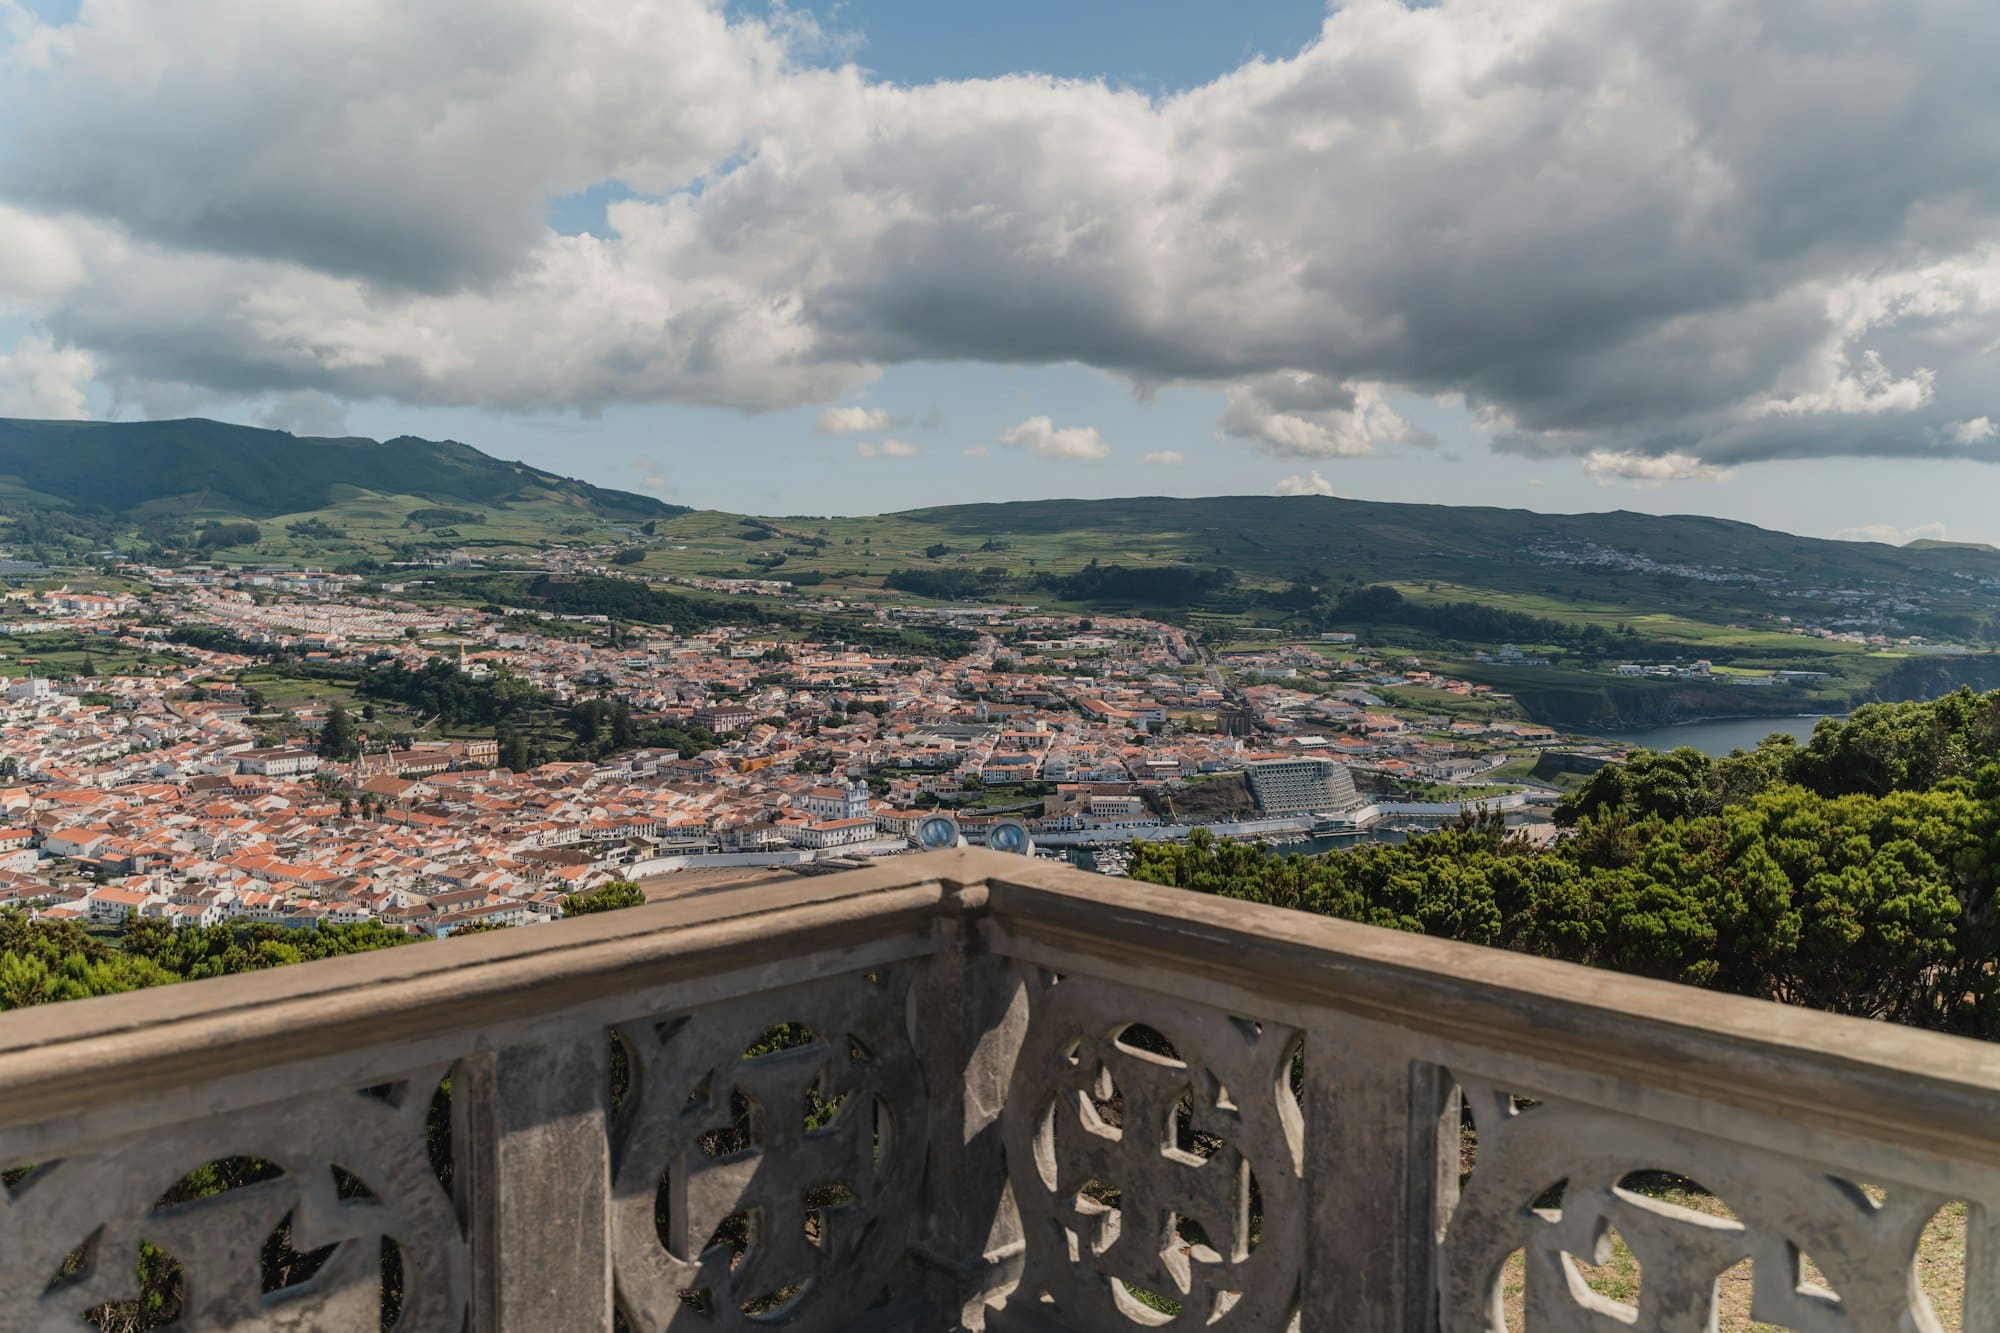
left=0, top=1066, right=467, bottom=1331
left=0, top=849, right=1993, bottom=1332
left=915, top=885, right=1029, bottom=1329
left=1442, top=1072, right=1962, bottom=1332
left=609, top=966, right=929, bottom=1331
left=466, top=1039, right=613, bottom=1332
left=1001, top=966, right=1304, bottom=1329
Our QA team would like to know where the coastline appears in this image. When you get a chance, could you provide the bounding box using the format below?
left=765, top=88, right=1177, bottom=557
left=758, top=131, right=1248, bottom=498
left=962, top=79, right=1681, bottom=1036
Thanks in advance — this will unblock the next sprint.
left=1572, top=711, right=1845, bottom=738
left=1569, top=713, right=1844, bottom=757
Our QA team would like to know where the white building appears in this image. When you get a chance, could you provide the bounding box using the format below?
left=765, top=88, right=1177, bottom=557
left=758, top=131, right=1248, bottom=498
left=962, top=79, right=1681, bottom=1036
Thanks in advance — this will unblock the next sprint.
left=1087, top=794, right=1146, bottom=820
left=85, top=884, right=164, bottom=921
left=792, top=817, right=879, bottom=849
left=796, top=782, right=871, bottom=823
left=1244, top=757, right=1362, bottom=816
left=233, top=748, right=322, bottom=778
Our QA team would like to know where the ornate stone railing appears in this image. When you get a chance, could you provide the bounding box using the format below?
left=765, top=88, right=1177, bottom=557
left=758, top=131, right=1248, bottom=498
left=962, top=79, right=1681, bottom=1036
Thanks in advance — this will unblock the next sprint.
left=1, top=849, right=1996, bottom=1330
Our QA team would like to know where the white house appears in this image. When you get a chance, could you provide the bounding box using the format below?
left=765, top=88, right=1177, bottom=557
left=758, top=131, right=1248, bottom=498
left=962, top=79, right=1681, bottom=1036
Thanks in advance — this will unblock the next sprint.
left=790, top=817, right=878, bottom=849
left=233, top=748, right=322, bottom=778
left=85, top=884, right=165, bottom=921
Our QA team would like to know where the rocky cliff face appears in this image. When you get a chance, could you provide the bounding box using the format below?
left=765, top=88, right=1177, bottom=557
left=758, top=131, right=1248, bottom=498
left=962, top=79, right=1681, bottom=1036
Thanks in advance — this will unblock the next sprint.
left=1501, top=677, right=1816, bottom=730
left=1505, top=654, right=2000, bottom=730
left=1869, top=655, right=2000, bottom=704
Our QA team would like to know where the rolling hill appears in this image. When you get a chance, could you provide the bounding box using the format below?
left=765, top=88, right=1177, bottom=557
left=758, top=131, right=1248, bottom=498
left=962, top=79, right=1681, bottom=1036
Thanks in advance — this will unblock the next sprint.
left=642, top=496, right=2000, bottom=725
left=0, top=417, right=681, bottom=523
left=651, top=495, right=2000, bottom=632
left=1, top=417, right=1996, bottom=725
left=886, top=495, right=2000, bottom=592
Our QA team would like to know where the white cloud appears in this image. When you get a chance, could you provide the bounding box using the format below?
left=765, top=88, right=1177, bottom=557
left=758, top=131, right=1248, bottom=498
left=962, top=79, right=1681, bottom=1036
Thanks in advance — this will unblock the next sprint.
left=856, top=438, right=920, bottom=458
left=630, top=459, right=675, bottom=498
left=1834, top=521, right=1949, bottom=545
left=3, top=0, right=2000, bottom=470
left=816, top=405, right=894, bottom=435
left=1273, top=471, right=1336, bottom=497
left=4, top=0, right=803, bottom=290
left=1218, top=374, right=1430, bottom=458
left=254, top=389, right=348, bottom=437
left=1581, top=451, right=1733, bottom=485
left=1141, top=449, right=1184, bottom=465
left=962, top=445, right=990, bottom=458
left=0, top=334, right=92, bottom=419
left=0, top=205, right=87, bottom=311
left=998, top=416, right=1109, bottom=461
left=1947, top=416, right=1997, bottom=445
left=1753, top=349, right=1936, bottom=419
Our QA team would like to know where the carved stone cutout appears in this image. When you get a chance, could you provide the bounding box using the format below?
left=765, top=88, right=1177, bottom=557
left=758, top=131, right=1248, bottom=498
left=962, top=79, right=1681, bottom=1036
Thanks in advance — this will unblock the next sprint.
left=0, top=1068, right=467, bottom=1331
left=609, top=966, right=928, bottom=1330
left=1441, top=1073, right=1956, bottom=1332
left=1004, top=969, right=1304, bottom=1328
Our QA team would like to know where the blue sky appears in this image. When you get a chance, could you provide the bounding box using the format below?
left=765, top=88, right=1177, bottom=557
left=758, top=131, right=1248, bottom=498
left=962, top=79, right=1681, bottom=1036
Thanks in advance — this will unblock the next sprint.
left=4, top=0, right=1998, bottom=542
left=773, top=0, right=1330, bottom=91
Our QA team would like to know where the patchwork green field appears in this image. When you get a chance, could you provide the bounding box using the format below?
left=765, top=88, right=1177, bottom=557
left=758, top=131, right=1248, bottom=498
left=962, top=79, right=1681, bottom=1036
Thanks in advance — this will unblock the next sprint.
left=8, top=417, right=2000, bottom=727
left=0, top=631, right=184, bottom=679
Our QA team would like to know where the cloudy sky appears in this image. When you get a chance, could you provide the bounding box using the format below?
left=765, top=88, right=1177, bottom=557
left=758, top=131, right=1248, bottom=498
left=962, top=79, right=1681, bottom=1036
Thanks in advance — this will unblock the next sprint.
left=2, top=0, right=1998, bottom=542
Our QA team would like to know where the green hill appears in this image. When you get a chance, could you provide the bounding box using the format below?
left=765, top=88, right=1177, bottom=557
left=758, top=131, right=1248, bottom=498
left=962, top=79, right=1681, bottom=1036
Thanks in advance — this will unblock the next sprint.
left=651, top=495, right=2000, bottom=630
left=0, top=419, right=1992, bottom=726
left=635, top=495, right=2000, bottom=725
left=887, top=495, right=2000, bottom=591
left=0, top=417, right=680, bottom=523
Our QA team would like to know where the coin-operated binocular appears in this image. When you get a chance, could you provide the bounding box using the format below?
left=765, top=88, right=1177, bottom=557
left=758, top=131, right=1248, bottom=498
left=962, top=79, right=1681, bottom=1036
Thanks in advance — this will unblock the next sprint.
left=914, top=812, right=965, bottom=851
left=985, top=817, right=1035, bottom=856
left=913, top=813, right=1035, bottom=856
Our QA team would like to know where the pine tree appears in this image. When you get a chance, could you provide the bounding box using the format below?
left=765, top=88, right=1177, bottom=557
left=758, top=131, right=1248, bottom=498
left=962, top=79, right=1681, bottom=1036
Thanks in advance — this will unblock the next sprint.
left=318, top=703, right=356, bottom=761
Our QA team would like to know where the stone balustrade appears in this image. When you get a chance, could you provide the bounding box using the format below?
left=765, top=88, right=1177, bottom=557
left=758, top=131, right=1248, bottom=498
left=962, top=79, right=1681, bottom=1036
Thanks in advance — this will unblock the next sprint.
left=0, top=848, right=1995, bottom=1330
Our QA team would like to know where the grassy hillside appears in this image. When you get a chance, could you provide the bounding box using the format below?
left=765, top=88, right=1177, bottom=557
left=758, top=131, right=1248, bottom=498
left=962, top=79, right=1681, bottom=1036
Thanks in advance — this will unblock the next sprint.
left=888, top=496, right=2000, bottom=615
left=0, top=416, right=679, bottom=521
left=625, top=496, right=2000, bottom=726
left=636, top=496, right=2000, bottom=636
left=4, top=419, right=1997, bottom=725
left=643, top=496, right=2000, bottom=590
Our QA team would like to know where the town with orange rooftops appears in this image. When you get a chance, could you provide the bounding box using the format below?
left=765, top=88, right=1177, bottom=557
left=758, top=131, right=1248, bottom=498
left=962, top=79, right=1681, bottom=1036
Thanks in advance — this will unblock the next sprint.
left=0, top=550, right=1602, bottom=935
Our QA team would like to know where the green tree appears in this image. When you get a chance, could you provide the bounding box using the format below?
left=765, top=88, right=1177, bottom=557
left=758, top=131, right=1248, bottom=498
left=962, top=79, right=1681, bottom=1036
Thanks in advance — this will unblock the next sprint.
left=317, top=702, right=357, bottom=761
left=1130, top=773, right=2000, bottom=1038
left=561, top=880, right=647, bottom=916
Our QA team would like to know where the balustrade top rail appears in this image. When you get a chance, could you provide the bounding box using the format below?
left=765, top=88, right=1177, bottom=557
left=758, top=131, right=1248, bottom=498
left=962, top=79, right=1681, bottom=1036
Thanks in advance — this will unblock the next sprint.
left=0, top=848, right=1993, bottom=1331
left=0, top=859, right=953, bottom=1132
left=4, top=850, right=1993, bottom=1159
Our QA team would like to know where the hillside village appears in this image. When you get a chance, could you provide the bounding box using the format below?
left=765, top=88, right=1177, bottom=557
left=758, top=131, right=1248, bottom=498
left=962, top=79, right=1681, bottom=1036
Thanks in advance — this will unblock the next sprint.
left=0, top=562, right=1593, bottom=935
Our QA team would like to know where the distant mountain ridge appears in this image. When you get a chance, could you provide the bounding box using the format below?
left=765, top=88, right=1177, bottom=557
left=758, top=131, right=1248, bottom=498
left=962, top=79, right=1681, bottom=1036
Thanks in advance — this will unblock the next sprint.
left=0, top=417, right=682, bottom=521
left=885, top=494, right=2000, bottom=587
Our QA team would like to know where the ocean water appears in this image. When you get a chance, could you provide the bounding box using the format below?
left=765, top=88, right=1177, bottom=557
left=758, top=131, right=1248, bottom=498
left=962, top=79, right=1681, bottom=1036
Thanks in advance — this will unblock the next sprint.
left=1586, top=714, right=1840, bottom=757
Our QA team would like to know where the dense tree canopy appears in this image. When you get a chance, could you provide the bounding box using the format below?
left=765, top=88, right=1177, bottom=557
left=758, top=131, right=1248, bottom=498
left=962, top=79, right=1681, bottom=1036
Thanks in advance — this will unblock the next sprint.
left=568, top=698, right=714, bottom=760
left=561, top=880, right=647, bottom=915
left=1297, top=582, right=1642, bottom=655
left=1135, top=691, right=2000, bottom=1039
left=1557, top=688, right=2000, bottom=821
left=1, top=876, right=650, bottom=1013
left=0, top=914, right=415, bottom=1010
left=356, top=657, right=547, bottom=728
